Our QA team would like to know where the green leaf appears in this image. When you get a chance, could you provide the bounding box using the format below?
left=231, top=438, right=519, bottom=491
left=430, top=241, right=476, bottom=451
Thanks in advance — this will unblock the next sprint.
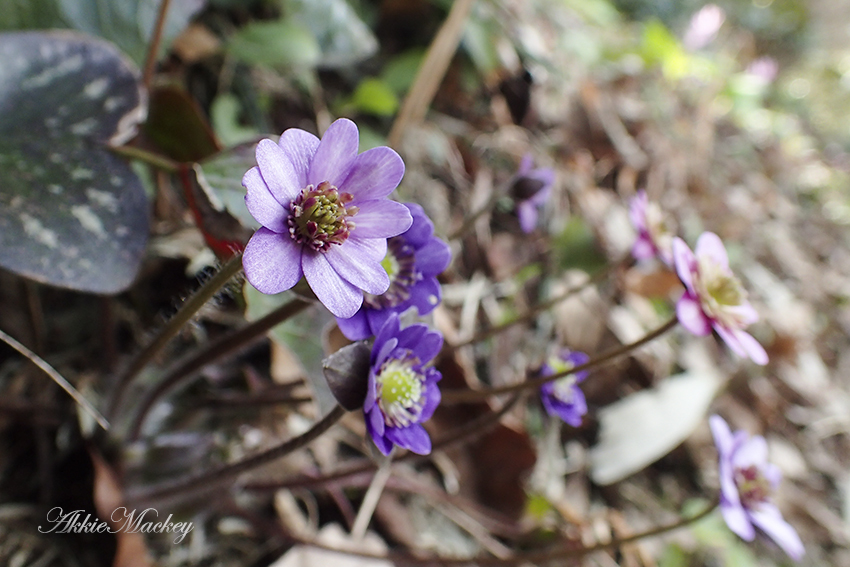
left=227, top=19, right=321, bottom=69
left=58, top=0, right=204, bottom=65
left=282, top=0, right=378, bottom=69
left=211, top=93, right=261, bottom=147
left=194, top=142, right=261, bottom=231
left=0, top=31, right=148, bottom=294
left=553, top=217, right=607, bottom=274
left=380, top=48, right=425, bottom=95
left=0, top=0, right=66, bottom=30
left=243, top=285, right=336, bottom=414
left=348, top=78, right=399, bottom=116
left=143, top=84, right=221, bottom=162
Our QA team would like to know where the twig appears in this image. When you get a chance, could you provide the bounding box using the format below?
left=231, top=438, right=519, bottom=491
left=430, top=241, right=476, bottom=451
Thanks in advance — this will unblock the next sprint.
left=0, top=328, right=109, bottom=431
left=388, top=0, right=476, bottom=147
left=142, top=0, right=172, bottom=93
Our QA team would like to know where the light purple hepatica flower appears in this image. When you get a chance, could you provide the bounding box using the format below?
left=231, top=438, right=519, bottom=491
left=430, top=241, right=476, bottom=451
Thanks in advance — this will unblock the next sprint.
left=511, top=154, right=555, bottom=234
left=365, top=313, right=442, bottom=455
left=710, top=415, right=804, bottom=560
left=539, top=350, right=589, bottom=427
left=336, top=203, right=451, bottom=340
left=673, top=232, right=768, bottom=365
left=242, top=118, right=413, bottom=318
left=629, top=190, right=675, bottom=266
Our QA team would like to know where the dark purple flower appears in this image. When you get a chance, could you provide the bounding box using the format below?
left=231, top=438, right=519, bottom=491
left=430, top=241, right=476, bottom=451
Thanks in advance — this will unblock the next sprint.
left=710, top=415, right=804, bottom=560
left=336, top=203, right=451, bottom=340
left=629, top=190, right=674, bottom=265
left=242, top=118, right=413, bottom=318
left=539, top=350, right=589, bottom=427
left=364, top=314, right=442, bottom=455
left=511, top=154, right=554, bottom=233
left=673, top=233, right=768, bottom=365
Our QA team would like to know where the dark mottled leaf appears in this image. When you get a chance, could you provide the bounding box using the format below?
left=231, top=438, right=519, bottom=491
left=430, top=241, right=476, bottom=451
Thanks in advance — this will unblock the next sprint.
left=0, top=31, right=147, bottom=293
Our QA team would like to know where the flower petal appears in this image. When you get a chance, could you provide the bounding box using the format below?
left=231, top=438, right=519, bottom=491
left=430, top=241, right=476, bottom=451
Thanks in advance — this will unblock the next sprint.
left=732, top=434, right=769, bottom=470
left=350, top=199, right=413, bottom=239
left=242, top=228, right=303, bottom=294
left=695, top=231, right=729, bottom=269
left=278, top=128, right=320, bottom=188
left=721, top=501, right=755, bottom=541
left=386, top=424, right=431, bottom=455
left=673, top=237, right=697, bottom=291
left=749, top=504, right=805, bottom=560
left=415, top=237, right=452, bottom=276
left=517, top=201, right=538, bottom=233
left=412, top=330, right=443, bottom=364
left=629, top=191, right=648, bottom=231
left=373, top=314, right=401, bottom=361
left=256, top=139, right=301, bottom=204
left=366, top=307, right=395, bottom=339
left=632, top=235, right=656, bottom=261
left=401, top=203, right=434, bottom=247
left=243, top=166, right=289, bottom=232
left=407, top=277, right=441, bottom=315
left=302, top=251, right=363, bottom=318
left=339, top=146, right=405, bottom=201
left=709, top=415, right=735, bottom=458
left=325, top=246, right=390, bottom=296
left=714, top=326, right=768, bottom=365
left=336, top=308, right=371, bottom=341
left=677, top=292, right=712, bottom=336
left=418, top=377, right=441, bottom=422
left=308, top=118, right=359, bottom=188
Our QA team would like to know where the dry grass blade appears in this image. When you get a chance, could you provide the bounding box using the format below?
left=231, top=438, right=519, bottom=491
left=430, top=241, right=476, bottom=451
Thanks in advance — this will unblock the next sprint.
left=0, top=327, right=109, bottom=431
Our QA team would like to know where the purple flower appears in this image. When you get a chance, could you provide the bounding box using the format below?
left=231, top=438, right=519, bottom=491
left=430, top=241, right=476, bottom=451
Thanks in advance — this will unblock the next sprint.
left=673, top=233, right=768, bottom=365
left=242, top=118, right=413, bottom=318
left=629, top=190, right=674, bottom=265
left=365, top=314, right=442, bottom=455
left=710, top=415, right=804, bottom=560
left=539, top=350, right=589, bottom=427
left=336, top=203, right=451, bottom=340
left=511, top=154, right=555, bottom=233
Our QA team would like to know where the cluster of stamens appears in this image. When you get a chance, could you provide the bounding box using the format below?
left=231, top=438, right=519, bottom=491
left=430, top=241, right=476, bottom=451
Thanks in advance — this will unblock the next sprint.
left=288, top=181, right=358, bottom=252
left=376, top=356, right=424, bottom=428
left=734, top=465, right=772, bottom=507
left=696, top=259, right=748, bottom=326
left=364, top=237, right=418, bottom=309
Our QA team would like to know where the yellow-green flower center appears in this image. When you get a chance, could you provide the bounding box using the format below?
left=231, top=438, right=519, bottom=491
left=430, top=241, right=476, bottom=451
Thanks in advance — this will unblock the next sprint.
left=377, top=358, right=424, bottom=428
left=364, top=237, right=418, bottom=309
left=289, top=181, right=358, bottom=252
left=695, top=258, right=748, bottom=326
left=548, top=357, right=578, bottom=402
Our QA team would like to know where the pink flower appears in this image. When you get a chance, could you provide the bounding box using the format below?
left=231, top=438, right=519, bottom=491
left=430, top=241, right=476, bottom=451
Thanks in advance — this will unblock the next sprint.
left=710, top=415, right=804, bottom=560
left=673, top=232, right=768, bottom=365
left=629, top=190, right=674, bottom=265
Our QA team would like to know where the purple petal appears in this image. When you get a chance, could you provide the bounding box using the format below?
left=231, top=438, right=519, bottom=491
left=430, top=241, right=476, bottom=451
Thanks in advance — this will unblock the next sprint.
left=412, top=331, right=443, bottom=364
left=336, top=308, right=371, bottom=341
left=346, top=234, right=388, bottom=263
left=749, top=504, right=805, bottom=560
left=302, top=251, right=363, bottom=318
left=673, top=237, right=697, bottom=291
left=732, top=435, right=769, bottom=470
left=256, top=139, right=301, bottom=204
left=401, top=203, right=434, bottom=247
left=308, top=118, right=359, bottom=188
left=278, top=128, right=320, bottom=188
left=408, top=277, right=441, bottom=315
left=339, top=146, right=405, bottom=202
left=709, top=415, right=735, bottom=458
left=396, top=324, right=428, bottom=352
left=242, top=228, right=303, bottom=294
left=721, top=501, right=755, bottom=541
left=374, top=337, right=398, bottom=368
left=373, top=314, right=401, bottom=359
left=714, top=326, right=768, bottom=365
left=325, top=247, right=390, bottom=296
left=632, top=235, right=656, bottom=261
left=366, top=307, right=395, bottom=338
left=386, top=424, right=431, bottom=455
left=418, top=379, right=441, bottom=422
left=695, top=232, right=729, bottom=269
left=364, top=373, right=377, bottom=411
left=517, top=201, right=538, bottom=233
left=677, top=292, right=712, bottom=336
left=366, top=411, right=391, bottom=454
left=244, top=166, right=289, bottom=232
left=415, top=237, right=452, bottom=276
left=350, top=200, right=413, bottom=239
left=629, top=191, right=648, bottom=231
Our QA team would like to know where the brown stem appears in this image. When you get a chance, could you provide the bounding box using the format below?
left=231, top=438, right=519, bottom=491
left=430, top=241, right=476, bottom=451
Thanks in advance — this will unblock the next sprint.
left=142, top=0, right=171, bottom=92
left=442, top=316, right=679, bottom=404
left=126, top=298, right=310, bottom=441
left=128, top=404, right=346, bottom=507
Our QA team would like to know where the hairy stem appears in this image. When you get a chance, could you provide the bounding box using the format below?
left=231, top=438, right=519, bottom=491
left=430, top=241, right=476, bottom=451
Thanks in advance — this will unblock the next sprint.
left=442, top=316, right=679, bottom=404
left=126, top=297, right=310, bottom=441
left=129, top=405, right=345, bottom=507
left=108, top=254, right=244, bottom=420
